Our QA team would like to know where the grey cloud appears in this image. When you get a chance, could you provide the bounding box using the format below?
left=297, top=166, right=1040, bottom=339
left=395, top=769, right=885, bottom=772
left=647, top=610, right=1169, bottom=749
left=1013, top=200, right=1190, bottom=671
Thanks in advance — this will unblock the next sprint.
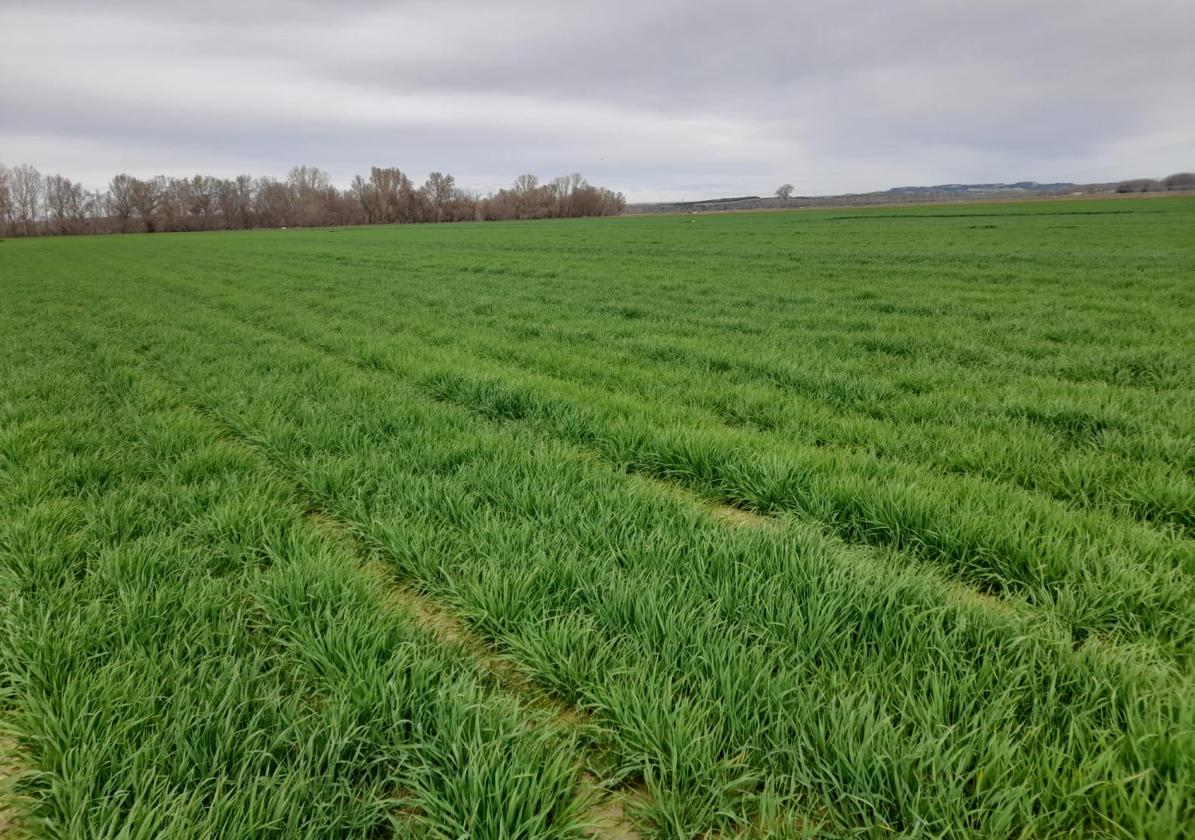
left=1, top=0, right=1191, bottom=200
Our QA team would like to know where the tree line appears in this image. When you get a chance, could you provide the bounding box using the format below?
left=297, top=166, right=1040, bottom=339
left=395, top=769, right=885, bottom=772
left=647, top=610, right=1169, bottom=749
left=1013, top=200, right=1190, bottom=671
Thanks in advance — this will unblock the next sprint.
left=1115, top=173, right=1195, bottom=193
left=0, top=164, right=625, bottom=237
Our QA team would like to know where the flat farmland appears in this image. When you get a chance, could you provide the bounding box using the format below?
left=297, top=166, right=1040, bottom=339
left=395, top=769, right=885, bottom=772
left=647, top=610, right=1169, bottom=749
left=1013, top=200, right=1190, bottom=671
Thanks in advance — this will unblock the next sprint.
left=1, top=197, right=1193, bottom=838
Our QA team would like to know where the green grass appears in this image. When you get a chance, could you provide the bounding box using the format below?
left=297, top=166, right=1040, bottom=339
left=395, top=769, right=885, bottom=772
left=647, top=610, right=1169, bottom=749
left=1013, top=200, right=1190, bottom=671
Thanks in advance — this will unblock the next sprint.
left=1, top=197, right=1193, bottom=838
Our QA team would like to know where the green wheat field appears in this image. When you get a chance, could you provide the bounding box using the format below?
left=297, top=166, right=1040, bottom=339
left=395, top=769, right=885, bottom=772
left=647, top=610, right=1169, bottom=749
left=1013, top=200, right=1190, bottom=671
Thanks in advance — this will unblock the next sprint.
left=1, top=197, right=1193, bottom=838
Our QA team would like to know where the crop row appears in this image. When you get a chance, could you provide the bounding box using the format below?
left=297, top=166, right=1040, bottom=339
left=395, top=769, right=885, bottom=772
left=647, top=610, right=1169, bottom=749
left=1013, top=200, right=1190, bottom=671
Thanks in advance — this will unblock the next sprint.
left=36, top=262, right=1193, bottom=838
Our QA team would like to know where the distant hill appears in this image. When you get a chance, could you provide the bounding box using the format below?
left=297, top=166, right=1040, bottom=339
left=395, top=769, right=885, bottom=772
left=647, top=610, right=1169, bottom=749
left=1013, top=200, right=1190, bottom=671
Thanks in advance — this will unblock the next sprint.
left=879, top=181, right=1078, bottom=196
left=626, top=180, right=1121, bottom=215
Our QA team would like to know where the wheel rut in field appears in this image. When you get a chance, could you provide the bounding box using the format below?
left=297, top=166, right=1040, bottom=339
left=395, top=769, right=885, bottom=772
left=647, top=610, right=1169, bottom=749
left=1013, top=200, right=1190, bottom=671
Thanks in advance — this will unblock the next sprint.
left=301, top=517, right=647, bottom=838
left=611, top=457, right=1154, bottom=670
left=579, top=777, right=652, bottom=840
left=625, top=467, right=1019, bottom=616
left=0, top=736, right=24, bottom=838
left=302, top=511, right=590, bottom=729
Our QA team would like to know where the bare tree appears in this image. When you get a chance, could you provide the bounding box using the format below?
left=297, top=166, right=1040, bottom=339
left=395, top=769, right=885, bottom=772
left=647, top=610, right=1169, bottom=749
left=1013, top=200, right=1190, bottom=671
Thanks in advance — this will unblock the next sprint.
left=1163, top=173, right=1195, bottom=191
left=9, top=164, right=44, bottom=236
left=63, top=177, right=86, bottom=232
left=350, top=174, right=380, bottom=224
left=130, top=176, right=166, bottom=232
left=566, top=182, right=623, bottom=218
left=82, top=189, right=107, bottom=232
left=451, top=188, right=479, bottom=222
left=1115, top=178, right=1163, bottom=193
left=287, top=165, right=331, bottom=197
left=420, top=171, right=457, bottom=222
left=512, top=173, right=539, bottom=195
left=288, top=165, right=333, bottom=225
left=550, top=172, right=589, bottom=215
left=0, top=164, right=12, bottom=236
left=160, top=177, right=188, bottom=231
left=5, top=162, right=624, bottom=237
left=775, top=183, right=794, bottom=202
left=186, top=175, right=218, bottom=228
left=365, top=167, right=419, bottom=223
left=44, top=174, right=85, bottom=235
left=108, top=174, right=138, bottom=232
left=479, top=189, right=517, bottom=221
left=478, top=173, right=622, bottom=221
left=511, top=174, right=554, bottom=218
left=255, top=177, right=294, bottom=228
left=217, top=175, right=255, bottom=229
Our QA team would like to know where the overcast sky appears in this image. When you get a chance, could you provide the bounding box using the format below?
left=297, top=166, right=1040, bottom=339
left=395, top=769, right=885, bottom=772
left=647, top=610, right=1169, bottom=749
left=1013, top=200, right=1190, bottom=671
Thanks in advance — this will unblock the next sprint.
left=1, top=0, right=1192, bottom=201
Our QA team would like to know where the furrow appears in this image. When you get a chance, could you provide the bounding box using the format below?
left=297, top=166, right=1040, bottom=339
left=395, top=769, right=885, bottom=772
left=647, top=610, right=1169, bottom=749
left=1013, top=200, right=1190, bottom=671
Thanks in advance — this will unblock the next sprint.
left=0, top=736, right=25, bottom=838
